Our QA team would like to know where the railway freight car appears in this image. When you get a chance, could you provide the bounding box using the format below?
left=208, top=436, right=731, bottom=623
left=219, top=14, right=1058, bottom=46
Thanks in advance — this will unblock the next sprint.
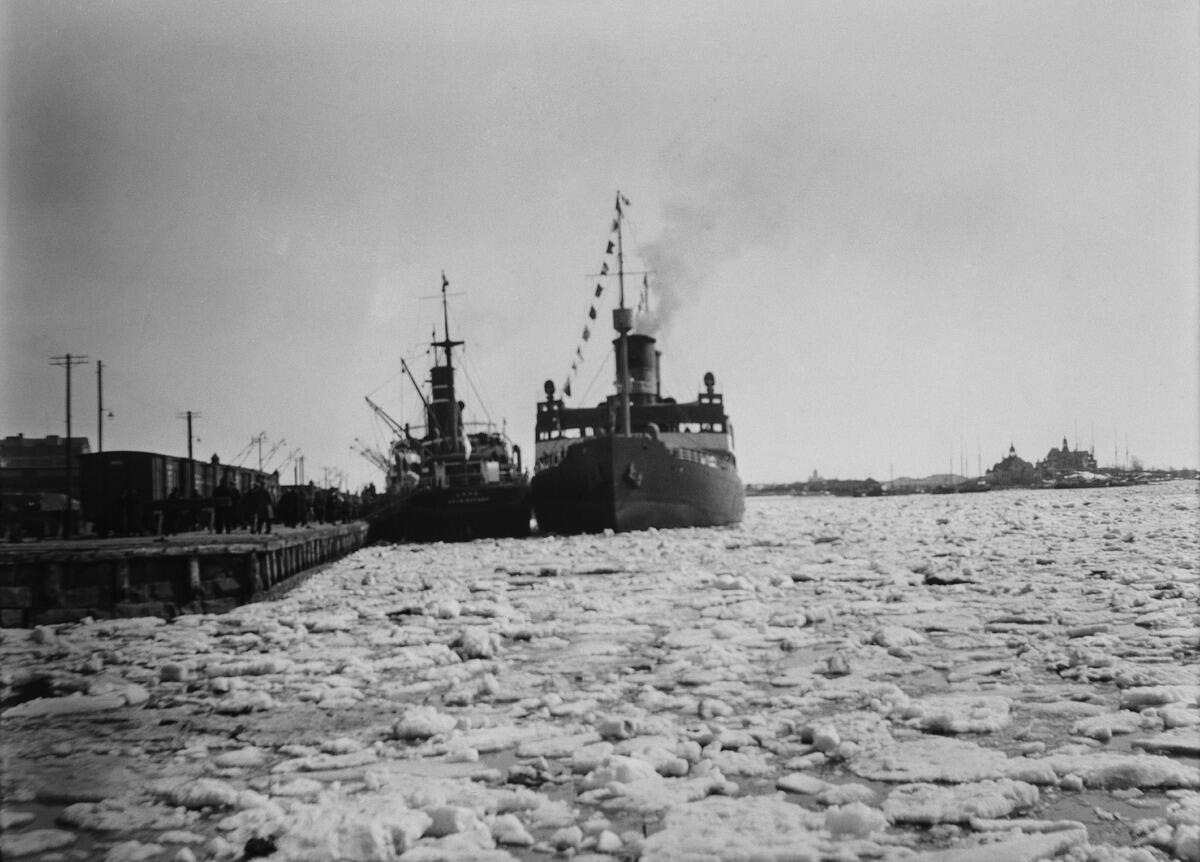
left=78, top=451, right=278, bottom=536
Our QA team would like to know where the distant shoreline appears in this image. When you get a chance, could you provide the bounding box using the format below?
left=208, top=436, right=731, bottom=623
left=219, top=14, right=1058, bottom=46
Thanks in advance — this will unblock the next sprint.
left=747, top=472, right=1197, bottom=497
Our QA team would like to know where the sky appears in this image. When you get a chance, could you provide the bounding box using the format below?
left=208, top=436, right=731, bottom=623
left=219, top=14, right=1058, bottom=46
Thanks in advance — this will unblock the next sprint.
left=2, top=0, right=1197, bottom=489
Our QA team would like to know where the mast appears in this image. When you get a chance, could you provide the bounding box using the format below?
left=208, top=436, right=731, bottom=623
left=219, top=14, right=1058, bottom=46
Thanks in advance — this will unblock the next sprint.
left=612, top=192, right=633, bottom=436
left=439, top=273, right=456, bottom=370
left=429, top=273, right=463, bottom=451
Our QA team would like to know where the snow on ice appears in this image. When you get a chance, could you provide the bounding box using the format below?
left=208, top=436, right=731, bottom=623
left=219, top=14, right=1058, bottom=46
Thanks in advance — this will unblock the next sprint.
left=1, top=482, right=1198, bottom=861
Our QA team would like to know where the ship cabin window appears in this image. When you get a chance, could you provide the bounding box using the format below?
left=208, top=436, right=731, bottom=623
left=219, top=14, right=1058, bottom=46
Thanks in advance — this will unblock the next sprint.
left=677, top=421, right=725, bottom=433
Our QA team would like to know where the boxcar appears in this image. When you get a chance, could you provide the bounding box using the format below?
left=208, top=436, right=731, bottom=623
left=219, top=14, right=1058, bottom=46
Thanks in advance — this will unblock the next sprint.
left=78, top=451, right=278, bottom=536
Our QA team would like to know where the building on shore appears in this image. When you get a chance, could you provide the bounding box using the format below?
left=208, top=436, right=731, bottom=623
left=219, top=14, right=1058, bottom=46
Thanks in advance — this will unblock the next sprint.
left=986, top=444, right=1037, bottom=487
left=1, top=434, right=90, bottom=498
left=979, top=437, right=1103, bottom=487
left=1036, top=436, right=1098, bottom=479
left=1, top=434, right=92, bottom=539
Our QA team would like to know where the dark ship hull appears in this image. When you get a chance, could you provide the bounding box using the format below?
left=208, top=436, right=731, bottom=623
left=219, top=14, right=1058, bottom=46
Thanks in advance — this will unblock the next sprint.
left=368, top=483, right=532, bottom=543
left=532, top=435, right=744, bottom=534
left=402, top=482, right=532, bottom=542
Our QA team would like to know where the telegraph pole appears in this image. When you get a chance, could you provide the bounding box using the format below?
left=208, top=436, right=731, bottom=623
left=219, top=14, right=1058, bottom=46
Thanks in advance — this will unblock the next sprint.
left=177, top=411, right=201, bottom=495
left=50, top=353, right=89, bottom=538
left=249, top=431, right=267, bottom=473
left=96, top=360, right=104, bottom=453
left=97, top=360, right=106, bottom=535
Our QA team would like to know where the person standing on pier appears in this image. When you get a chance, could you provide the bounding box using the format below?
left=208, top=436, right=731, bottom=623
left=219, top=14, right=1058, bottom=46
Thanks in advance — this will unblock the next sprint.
left=213, top=476, right=234, bottom=534
left=250, top=477, right=273, bottom=534
left=163, top=487, right=181, bottom=535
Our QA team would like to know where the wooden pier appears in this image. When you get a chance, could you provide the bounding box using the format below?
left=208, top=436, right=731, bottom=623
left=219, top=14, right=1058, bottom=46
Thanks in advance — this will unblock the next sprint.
left=0, top=522, right=369, bottom=627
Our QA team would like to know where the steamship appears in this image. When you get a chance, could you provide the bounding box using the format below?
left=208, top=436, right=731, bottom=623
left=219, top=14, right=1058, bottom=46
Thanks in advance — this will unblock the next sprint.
left=369, top=276, right=531, bottom=543
left=530, top=194, right=745, bottom=534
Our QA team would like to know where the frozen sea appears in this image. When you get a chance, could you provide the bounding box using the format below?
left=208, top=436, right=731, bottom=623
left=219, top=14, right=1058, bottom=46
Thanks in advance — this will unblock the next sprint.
left=2, top=481, right=1198, bottom=861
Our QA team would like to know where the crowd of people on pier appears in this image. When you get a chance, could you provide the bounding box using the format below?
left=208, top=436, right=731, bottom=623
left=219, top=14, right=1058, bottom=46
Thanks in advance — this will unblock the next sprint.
left=3, top=482, right=369, bottom=541
left=93, top=479, right=364, bottom=539
left=162, top=478, right=362, bottom=537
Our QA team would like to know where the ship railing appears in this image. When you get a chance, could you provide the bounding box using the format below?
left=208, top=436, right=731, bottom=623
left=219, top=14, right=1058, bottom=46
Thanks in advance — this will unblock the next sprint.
left=669, top=446, right=737, bottom=470
left=397, top=422, right=517, bottom=455
left=424, top=458, right=523, bottom=488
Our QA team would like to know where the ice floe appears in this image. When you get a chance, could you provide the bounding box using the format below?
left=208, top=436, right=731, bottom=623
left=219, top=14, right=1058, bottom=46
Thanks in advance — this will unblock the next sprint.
left=1, top=481, right=1197, bottom=860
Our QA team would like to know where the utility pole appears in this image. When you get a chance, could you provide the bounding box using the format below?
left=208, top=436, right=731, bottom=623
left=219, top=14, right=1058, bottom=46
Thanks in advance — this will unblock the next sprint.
left=177, top=411, right=201, bottom=495
left=97, top=361, right=104, bottom=453
left=97, top=360, right=108, bottom=535
left=94, top=365, right=116, bottom=451
left=249, top=431, right=267, bottom=472
left=50, top=354, right=89, bottom=538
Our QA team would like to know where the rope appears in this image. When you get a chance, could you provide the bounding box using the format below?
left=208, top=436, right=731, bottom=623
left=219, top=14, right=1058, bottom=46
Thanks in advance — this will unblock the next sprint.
left=559, top=196, right=659, bottom=401
left=576, top=351, right=613, bottom=406
left=458, top=353, right=497, bottom=430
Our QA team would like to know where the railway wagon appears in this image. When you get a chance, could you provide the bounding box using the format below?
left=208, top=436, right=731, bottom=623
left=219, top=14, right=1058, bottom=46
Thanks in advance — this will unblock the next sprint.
left=78, top=451, right=278, bottom=536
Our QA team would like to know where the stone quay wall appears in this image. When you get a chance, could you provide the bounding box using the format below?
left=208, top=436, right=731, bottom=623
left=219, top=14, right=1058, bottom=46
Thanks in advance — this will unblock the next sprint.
left=0, top=523, right=368, bottom=627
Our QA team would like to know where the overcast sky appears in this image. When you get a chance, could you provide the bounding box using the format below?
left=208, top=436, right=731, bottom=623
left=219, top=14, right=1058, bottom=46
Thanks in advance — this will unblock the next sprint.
left=3, top=0, right=1197, bottom=488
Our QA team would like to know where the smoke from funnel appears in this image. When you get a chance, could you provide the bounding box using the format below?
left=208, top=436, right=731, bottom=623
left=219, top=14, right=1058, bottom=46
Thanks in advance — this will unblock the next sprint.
left=637, top=146, right=792, bottom=337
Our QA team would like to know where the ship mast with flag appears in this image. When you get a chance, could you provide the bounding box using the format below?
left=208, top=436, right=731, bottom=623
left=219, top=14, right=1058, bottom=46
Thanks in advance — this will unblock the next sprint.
left=531, top=192, right=744, bottom=534
left=560, top=191, right=649, bottom=410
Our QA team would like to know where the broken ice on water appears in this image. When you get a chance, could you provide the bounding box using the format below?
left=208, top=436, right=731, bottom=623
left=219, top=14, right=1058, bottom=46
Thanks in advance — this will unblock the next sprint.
left=2, top=482, right=1198, bottom=861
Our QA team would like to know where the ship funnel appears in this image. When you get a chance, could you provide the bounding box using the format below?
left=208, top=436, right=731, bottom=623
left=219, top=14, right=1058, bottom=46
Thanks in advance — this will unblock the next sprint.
left=428, top=366, right=459, bottom=446
left=614, top=333, right=659, bottom=400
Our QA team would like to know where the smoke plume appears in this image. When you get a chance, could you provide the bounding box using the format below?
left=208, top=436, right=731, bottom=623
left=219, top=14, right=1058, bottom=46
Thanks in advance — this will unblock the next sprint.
left=637, top=142, right=793, bottom=336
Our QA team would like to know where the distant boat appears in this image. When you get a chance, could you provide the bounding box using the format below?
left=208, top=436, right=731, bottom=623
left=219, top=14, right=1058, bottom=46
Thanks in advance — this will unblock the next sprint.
left=530, top=193, right=745, bottom=534
left=1054, top=471, right=1115, bottom=489
left=931, top=478, right=991, bottom=494
left=368, top=277, right=531, bottom=542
